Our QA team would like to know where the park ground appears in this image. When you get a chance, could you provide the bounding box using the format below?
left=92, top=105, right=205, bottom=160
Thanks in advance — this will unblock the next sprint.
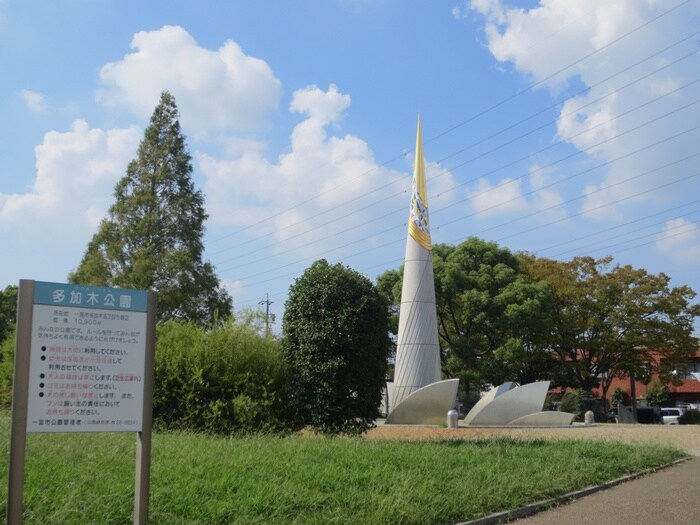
left=367, top=422, right=700, bottom=456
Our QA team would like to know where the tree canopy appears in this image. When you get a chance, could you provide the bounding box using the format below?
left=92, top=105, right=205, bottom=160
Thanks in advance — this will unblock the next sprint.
left=0, top=285, right=18, bottom=344
left=377, top=238, right=700, bottom=401
left=282, top=259, right=391, bottom=435
left=378, top=238, right=556, bottom=394
left=519, top=254, right=700, bottom=397
left=69, top=91, right=231, bottom=325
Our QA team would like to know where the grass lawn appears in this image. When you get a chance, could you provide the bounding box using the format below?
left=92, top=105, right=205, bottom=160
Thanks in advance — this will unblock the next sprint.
left=0, top=416, right=687, bottom=524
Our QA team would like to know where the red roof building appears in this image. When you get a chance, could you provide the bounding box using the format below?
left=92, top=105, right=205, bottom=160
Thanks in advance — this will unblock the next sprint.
left=599, top=349, right=700, bottom=407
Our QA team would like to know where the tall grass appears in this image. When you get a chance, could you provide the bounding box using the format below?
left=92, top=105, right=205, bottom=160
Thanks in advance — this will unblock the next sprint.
left=0, top=418, right=686, bottom=524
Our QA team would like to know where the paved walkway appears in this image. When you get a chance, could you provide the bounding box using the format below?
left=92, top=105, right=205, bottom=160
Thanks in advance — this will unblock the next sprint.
left=511, top=457, right=699, bottom=525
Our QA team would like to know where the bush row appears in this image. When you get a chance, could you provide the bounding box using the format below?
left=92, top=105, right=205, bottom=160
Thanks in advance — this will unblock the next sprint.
left=682, top=410, right=700, bottom=425
left=0, top=313, right=296, bottom=434
left=153, top=314, right=295, bottom=434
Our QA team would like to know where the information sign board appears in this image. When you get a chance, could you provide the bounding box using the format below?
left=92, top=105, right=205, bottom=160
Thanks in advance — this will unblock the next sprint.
left=26, top=282, right=148, bottom=432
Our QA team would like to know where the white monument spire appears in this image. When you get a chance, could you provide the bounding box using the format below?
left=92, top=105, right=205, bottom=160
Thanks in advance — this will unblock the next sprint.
left=391, top=116, right=442, bottom=410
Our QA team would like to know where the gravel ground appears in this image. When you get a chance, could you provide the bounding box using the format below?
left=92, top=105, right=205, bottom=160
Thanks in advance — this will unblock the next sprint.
left=365, top=423, right=700, bottom=456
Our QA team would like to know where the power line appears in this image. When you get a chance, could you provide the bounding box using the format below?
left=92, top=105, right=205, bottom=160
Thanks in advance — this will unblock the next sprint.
left=210, top=46, right=699, bottom=267
left=535, top=200, right=700, bottom=255
left=545, top=208, right=700, bottom=260
left=218, top=99, right=700, bottom=277
left=206, top=0, right=693, bottom=252
left=230, top=168, right=700, bottom=309
left=221, top=1, right=699, bottom=309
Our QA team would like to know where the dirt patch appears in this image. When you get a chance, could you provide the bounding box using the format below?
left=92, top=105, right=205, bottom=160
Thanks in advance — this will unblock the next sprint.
left=365, top=423, right=700, bottom=456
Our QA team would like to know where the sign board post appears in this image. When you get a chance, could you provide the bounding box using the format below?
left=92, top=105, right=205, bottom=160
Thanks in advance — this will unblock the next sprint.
left=7, top=280, right=156, bottom=525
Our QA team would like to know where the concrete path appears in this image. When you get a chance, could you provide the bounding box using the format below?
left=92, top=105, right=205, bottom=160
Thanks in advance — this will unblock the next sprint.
left=511, top=457, right=699, bottom=525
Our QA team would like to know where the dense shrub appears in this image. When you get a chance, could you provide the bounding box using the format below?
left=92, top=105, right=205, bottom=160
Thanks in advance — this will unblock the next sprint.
left=558, top=389, right=584, bottom=421
left=682, top=409, right=700, bottom=425
left=154, top=314, right=293, bottom=434
left=644, top=379, right=670, bottom=407
left=610, top=386, right=631, bottom=408
left=283, top=260, right=390, bottom=435
left=0, top=333, right=15, bottom=407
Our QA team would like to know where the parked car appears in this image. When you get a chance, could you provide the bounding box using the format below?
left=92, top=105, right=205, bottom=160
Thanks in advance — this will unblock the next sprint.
left=660, top=407, right=686, bottom=425
left=605, top=408, right=618, bottom=423
left=636, top=406, right=661, bottom=424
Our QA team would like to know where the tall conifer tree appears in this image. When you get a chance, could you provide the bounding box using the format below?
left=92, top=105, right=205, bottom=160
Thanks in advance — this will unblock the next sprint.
left=70, top=91, right=231, bottom=325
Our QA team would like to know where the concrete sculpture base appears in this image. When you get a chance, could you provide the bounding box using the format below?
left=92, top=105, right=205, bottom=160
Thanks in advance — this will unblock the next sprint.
left=508, top=411, right=575, bottom=426
left=385, top=379, right=459, bottom=425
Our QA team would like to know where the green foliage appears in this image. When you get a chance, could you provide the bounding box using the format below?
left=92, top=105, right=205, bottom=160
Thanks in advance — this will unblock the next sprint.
left=519, top=254, right=700, bottom=396
left=0, top=333, right=15, bottom=406
left=683, top=410, right=700, bottom=425
left=378, top=238, right=558, bottom=394
left=378, top=242, right=699, bottom=403
left=610, top=386, right=631, bottom=407
left=374, top=268, right=401, bottom=363
left=283, top=259, right=391, bottom=435
left=0, top=285, right=18, bottom=344
left=154, top=313, right=291, bottom=434
left=644, top=379, right=670, bottom=407
left=558, top=389, right=585, bottom=421
left=69, top=91, right=231, bottom=326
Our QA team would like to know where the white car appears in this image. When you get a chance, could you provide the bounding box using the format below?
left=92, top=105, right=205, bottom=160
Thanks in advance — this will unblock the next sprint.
left=660, top=407, right=685, bottom=425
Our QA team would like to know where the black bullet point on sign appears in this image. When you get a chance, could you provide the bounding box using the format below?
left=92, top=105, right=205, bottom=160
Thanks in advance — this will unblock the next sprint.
left=39, top=392, right=44, bottom=397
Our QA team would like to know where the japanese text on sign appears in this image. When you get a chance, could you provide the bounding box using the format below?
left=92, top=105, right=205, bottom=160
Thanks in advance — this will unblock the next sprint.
left=26, top=282, right=148, bottom=433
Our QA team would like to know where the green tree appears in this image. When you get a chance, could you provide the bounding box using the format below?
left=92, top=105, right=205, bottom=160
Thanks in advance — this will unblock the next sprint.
left=377, top=238, right=556, bottom=394
left=610, top=386, right=631, bottom=407
left=558, top=389, right=585, bottom=421
left=435, top=239, right=557, bottom=391
left=0, top=334, right=15, bottom=406
left=282, top=259, right=391, bottom=435
left=519, top=254, right=700, bottom=398
left=375, top=268, right=401, bottom=377
left=0, top=285, right=18, bottom=344
left=0, top=285, right=17, bottom=406
left=644, top=379, right=670, bottom=407
left=69, top=91, right=231, bottom=325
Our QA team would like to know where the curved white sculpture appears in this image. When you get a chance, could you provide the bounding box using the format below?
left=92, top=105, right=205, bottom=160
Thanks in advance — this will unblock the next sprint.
left=385, top=379, right=459, bottom=425
left=464, top=381, right=572, bottom=427
left=462, top=382, right=515, bottom=425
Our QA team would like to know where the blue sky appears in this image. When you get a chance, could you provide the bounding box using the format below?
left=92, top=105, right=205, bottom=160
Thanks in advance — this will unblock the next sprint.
left=1, top=0, right=699, bottom=334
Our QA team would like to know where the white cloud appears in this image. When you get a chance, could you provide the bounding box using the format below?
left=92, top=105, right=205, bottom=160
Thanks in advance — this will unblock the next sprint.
left=467, top=177, right=527, bottom=216
left=290, top=83, right=350, bottom=125
left=469, top=0, right=700, bottom=222
left=466, top=164, right=565, bottom=219
left=97, top=25, right=282, bottom=136
left=20, top=89, right=46, bottom=113
left=220, top=278, right=246, bottom=304
left=556, top=92, right=618, bottom=154
left=199, top=84, right=443, bottom=256
left=656, top=218, right=700, bottom=263
left=468, top=0, right=506, bottom=25
left=469, top=0, right=635, bottom=89
left=528, top=164, right=566, bottom=216
left=0, top=120, right=141, bottom=235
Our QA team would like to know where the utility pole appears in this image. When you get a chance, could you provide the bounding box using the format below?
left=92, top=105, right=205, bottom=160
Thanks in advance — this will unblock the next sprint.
left=258, top=293, right=274, bottom=337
